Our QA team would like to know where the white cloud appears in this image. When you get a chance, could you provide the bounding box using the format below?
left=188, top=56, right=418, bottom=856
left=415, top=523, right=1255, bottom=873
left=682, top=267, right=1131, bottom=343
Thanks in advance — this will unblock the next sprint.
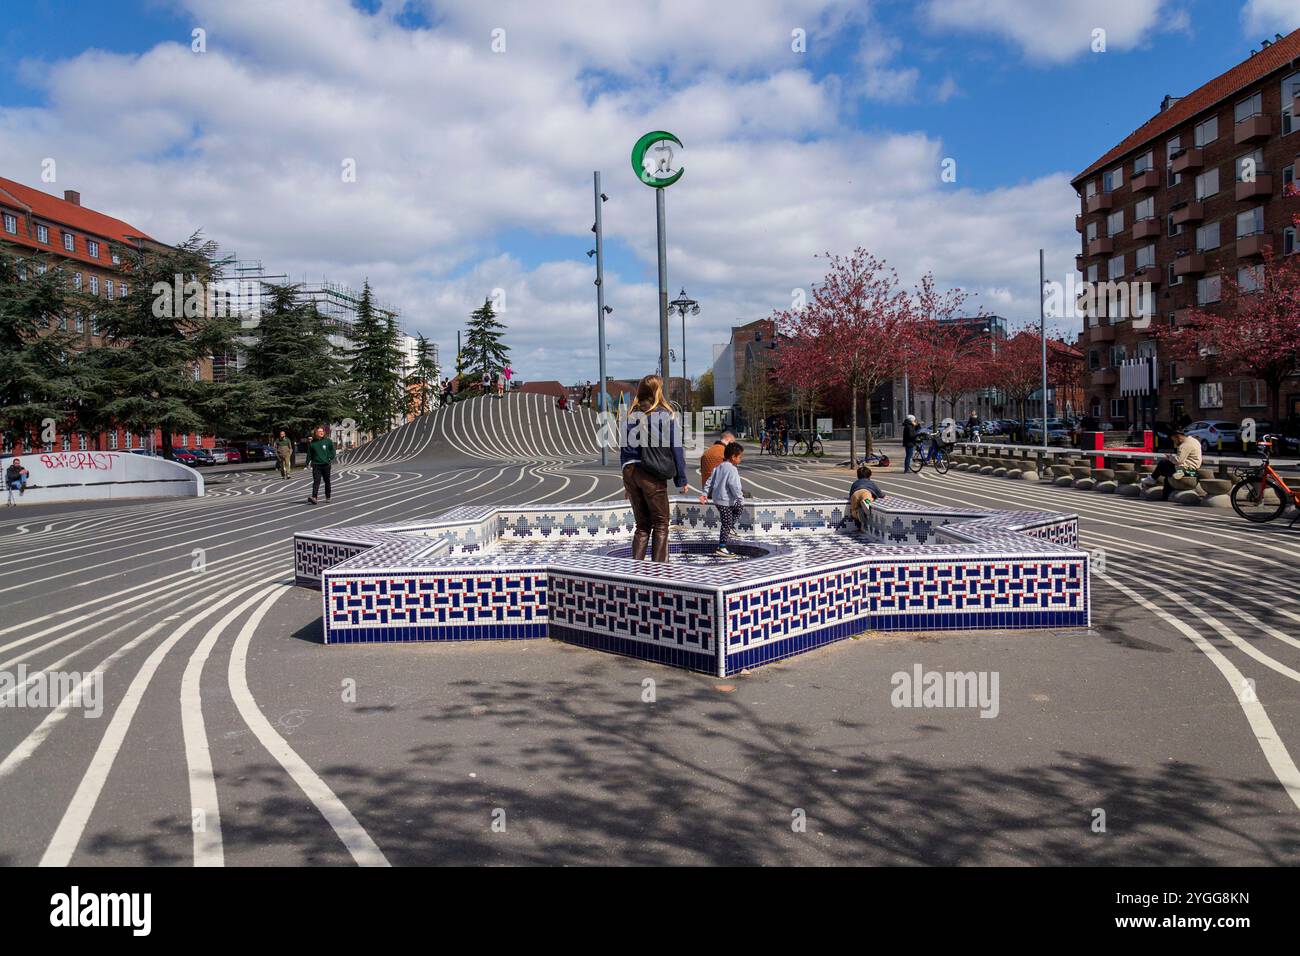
left=0, top=0, right=1082, bottom=381
left=1241, top=0, right=1300, bottom=35
left=924, top=0, right=1172, bottom=64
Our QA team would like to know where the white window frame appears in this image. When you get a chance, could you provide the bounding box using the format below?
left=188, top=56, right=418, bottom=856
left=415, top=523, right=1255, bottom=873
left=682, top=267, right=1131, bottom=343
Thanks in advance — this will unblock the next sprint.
left=35, top=223, right=48, bottom=243
left=1135, top=196, right=1155, bottom=221
left=1234, top=92, right=1262, bottom=123
left=1196, top=274, right=1221, bottom=305
left=1136, top=244, right=1156, bottom=270
left=1237, top=206, right=1265, bottom=238
left=1107, top=210, right=1124, bottom=236
left=62, top=232, right=75, bottom=252
left=1196, top=220, right=1220, bottom=252
left=1195, top=167, right=1219, bottom=200
left=1108, top=254, right=1125, bottom=279
left=1194, top=115, right=1218, bottom=147
left=87, top=240, right=99, bottom=258
left=1133, top=151, right=1153, bottom=175
left=1239, top=380, right=1267, bottom=407
left=2, top=213, right=16, bottom=234
left=1199, top=382, right=1223, bottom=410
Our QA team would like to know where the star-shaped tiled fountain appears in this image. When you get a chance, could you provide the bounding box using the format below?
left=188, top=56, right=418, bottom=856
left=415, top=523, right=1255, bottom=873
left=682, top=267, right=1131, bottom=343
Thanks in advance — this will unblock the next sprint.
left=295, top=495, right=1089, bottom=676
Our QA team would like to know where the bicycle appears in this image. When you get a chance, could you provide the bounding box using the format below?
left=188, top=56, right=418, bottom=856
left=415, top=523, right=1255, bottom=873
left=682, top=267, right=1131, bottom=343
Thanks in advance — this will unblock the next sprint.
left=790, top=430, right=824, bottom=457
left=1230, top=435, right=1300, bottom=526
left=908, top=438, right=951, bottom=475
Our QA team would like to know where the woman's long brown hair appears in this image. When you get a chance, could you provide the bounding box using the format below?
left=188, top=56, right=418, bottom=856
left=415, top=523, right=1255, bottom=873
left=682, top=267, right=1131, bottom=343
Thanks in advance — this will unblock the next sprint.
left=634, top=374, right=671, bottom=413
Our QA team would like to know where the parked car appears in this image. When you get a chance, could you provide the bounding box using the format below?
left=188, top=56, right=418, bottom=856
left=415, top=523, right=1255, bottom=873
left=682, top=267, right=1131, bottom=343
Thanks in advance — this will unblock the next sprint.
left=216, top=447, right=242, bottom=464
left=239, top=442, right=276, bottom=462
left=1026, top=419, right=1071, bottom=444
left=172, top=448, right=200, bottom=466
left=1251, top=420, right=1299, bottom=456
left=1184, top=420, right=1240, bottom=452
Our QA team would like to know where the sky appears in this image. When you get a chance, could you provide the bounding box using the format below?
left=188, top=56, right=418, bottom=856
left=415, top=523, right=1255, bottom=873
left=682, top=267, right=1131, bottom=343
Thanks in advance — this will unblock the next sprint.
left=2, top=0, right=1299, bottom=383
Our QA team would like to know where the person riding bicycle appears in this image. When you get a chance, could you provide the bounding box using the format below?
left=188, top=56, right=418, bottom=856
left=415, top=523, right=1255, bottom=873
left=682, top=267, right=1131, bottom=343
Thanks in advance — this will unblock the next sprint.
left=966, top=412, right=981, bottom=441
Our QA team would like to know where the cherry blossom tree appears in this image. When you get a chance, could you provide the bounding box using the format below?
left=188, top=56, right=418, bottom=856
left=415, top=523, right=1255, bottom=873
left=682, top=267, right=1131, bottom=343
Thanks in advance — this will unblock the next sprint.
left=907, top=273, right=987, bottom=423
left=986, top=328, right=1044, bottom=441
left=774, top=248, right=912, bottom=462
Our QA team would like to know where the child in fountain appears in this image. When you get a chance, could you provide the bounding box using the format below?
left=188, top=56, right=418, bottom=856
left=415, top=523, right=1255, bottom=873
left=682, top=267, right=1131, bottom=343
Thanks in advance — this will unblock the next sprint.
left=700, top=441, right=745, bottom=556
left=844, top=465, right=886, bottom=532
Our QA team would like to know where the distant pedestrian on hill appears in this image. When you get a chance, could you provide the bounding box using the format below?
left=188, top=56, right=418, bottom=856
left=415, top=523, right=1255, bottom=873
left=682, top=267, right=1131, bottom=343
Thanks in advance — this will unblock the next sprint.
left=481, top=370, right=492, bottom=394
left=700, top=441, right=745, bottom=556
left=306, top=426, right=336, bottom=505
left=274, top=430, right=293, bottom=479
left=621, top=374, right=688, bottom=563
left=496, top=369, right=506, bottom=398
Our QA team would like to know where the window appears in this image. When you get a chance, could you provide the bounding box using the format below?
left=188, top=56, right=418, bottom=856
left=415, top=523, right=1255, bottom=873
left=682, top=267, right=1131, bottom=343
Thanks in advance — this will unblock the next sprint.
left=36, top=224, right=48, bottom=243
left=1238, top=265, right=1262, bottom=292
left=1088, top=350, right=1101, bottom=370
left=1240, top=380, right=1267, bottom=407
left=77, top=433, right=87, bottom=451
left=61, top=434, right=71, bottom=452
left=1235, top=92, right=1262, bottom=123
left=1169, top=360, right=1185, bottom=384
left=1133, top=151, right=1153, bottom=175
left=1107, top=210, right=1124, bottom=236
left=1168, top=263, right=1183, bottom=286
left=1103, top=167, right=1123, bottom=192
left=1199, top=382, right=1223, bottom=409
left=1136, top=244, right=1156, bottom=270
left=1168, top=213, right=1183, bottom=237
left=87, top=240, right=99, bottom=258
left=1194, top=115, right=1218, bottom=147
left=1086, top=221, right=1098, bottom=242
left=1110, top=398, right=1127, bottom=418
left=125, top=431, right=133, bottom=449
left=1195, top=168, right=1219, bottom=199
left=75, top=314, right=84, bottom=333
left=1087, top=263, right=1099, bottom=282
left=111, top=252, right=120, bottom=265
left=106, top=279, right=114, bottom=300
left=1085, top=179, right=1098, bottom=199
left=2, top=213, right=16, bottom=234
left=1236, top=149, right=1263, bottom=182
left=120, top=282, right=128, bottom=298
left=59, top=314, right=68, bottom=331
left=1237, top=206, right=1265, bottom=237
left=1283, top=71, right=1300, bottom=135
left=1135, top=196, right=1155, bottom=220
left=63, top=232, right=75, bottom=252
left=89, top=275, right=99, bottom=295
left=1109, top=345, right=1128, bottom=366
left=1108, top=254, right=1125, bottom=278
left=1284, top=164, right=1295, bottom=191
left=108, top=431, right=118, bottom=450
left=73, top=272, right=82, bottom=290
left=1287, top=227, right=1298, bottom=255
left=181, top=434, right=190, bottom=448
left=1196, top=221, right=1220, bottom=252
left=91, top=314, right=99, bottom=336
left=1196, top=274, right=1221, bottom=305
left=1167, top=136, right=1183, bottom=185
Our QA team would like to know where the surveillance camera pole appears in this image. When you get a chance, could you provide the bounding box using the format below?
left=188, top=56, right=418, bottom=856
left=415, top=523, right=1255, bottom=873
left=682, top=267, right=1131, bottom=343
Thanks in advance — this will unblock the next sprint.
left=594, top=171, right=609, bottom=466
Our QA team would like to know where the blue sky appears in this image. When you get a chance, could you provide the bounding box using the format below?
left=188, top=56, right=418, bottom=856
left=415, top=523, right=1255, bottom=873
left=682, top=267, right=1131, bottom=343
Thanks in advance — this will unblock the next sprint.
left=2, top=1, right=1298, bottom=380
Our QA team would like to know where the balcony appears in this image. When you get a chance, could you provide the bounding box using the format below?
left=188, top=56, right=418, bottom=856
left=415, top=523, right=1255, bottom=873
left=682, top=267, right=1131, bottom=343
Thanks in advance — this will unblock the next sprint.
left=1088, top=323, right=1115, bottom=343
left=1075, top=253, right=1086, bottom=271
left=1173, top=252, right=1207, bottom=276
left=1235, top=173, right=1273, bottom=200
left=1133, top=264, right=1162, bottom=287
left=1171, top=201, right=1204, bottom=226
left=1086, top=236, right=1114, bottom=257
left=1170, top=147, right=1203, bottom=174
left=1091, top=369, right=1117, bottom=387
left=1176, top=359, right=1208, bottom=378
left=1130, top=168, right=1160, bottom=191
left=1234, top=113, right=1273, bottom=144
left=1132, top=218, right=1161, bottom=240
left=1086, top=192, right=1113, bottom=214
left=1236, top=232, right=1271, bottom=257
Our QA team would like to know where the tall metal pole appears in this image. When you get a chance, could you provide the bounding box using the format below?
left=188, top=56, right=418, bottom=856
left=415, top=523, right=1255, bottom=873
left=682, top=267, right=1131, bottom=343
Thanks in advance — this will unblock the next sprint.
left=656, top=188, right=669, bottom=390
left=681, top=308, right=687, bottom=408
left=1039, top=248, right=1048, bottom=453
left=594, top=171, right=609, bottom=466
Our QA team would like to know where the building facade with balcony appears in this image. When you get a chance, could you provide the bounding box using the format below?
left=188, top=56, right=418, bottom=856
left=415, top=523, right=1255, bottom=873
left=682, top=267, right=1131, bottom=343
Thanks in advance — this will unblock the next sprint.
left=1071, top=30, right=1300, bottom=430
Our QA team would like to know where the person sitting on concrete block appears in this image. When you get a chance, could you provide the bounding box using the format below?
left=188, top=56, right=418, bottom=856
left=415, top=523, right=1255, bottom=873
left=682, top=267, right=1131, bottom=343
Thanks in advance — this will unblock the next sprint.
left=1141, top=427, right=1202, bottom=501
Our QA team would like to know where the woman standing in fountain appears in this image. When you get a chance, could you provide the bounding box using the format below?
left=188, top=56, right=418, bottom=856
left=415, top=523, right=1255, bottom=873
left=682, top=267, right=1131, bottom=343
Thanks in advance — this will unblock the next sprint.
left=621, top=374, right=688, bottom=563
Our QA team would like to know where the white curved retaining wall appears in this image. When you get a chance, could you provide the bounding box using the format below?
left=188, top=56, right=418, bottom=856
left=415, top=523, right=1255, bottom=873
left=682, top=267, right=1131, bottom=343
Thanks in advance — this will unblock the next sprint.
left=2, top=451, right=203, bottom=504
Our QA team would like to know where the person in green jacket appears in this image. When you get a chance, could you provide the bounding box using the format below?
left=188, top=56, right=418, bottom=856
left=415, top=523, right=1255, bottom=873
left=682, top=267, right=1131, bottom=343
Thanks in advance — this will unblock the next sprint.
left=274, top=430, right=294, bottom=479
left=307, top=426, right=336, bottom=504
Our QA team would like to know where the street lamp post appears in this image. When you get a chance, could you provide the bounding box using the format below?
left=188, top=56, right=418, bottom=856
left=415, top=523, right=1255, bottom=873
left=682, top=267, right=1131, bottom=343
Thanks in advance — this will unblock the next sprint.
left=631, top=131, right=685, bottom=390
left=669, top=288, right=699, bottom=409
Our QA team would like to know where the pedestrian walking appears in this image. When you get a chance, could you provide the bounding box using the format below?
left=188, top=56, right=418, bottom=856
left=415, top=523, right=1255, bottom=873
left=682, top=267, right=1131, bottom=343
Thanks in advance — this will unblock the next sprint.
left=902, top=414, right=918, bottom=472
left=620, top=374, right=688, bottom=563
left=496, top=369, right=506, bottom=398
left=700, top=441, right=745, bottom=555
left=274, top=430, right=294, bottom=479
left=699, top=430, right=736, bottom=488
left=306, top=426, right=336, bottom=505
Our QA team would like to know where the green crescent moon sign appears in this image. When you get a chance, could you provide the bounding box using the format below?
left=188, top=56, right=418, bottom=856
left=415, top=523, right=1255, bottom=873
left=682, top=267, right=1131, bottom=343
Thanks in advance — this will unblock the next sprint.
left=631, top=131, right=684, bottom=188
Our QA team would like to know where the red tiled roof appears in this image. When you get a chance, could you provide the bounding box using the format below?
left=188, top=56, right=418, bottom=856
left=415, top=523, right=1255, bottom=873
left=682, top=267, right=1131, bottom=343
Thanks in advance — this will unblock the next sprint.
left=1073, top=28, right=1300, bottom=183
left=0, top=175, right=153, bottom=269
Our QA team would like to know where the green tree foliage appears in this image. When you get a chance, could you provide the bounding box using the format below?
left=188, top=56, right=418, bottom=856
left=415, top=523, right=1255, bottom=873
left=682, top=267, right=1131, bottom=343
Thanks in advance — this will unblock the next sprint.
left=72, top=233, right=239, bottom=459
left=405, top=333, right=440, bottom=417
left=347, top=281, right=403, bottom=436
left=0, top=243, right=80, bottom=449
left=239, top=284, right=353, bottom=439
left=463, top=297, right=509, bottom=385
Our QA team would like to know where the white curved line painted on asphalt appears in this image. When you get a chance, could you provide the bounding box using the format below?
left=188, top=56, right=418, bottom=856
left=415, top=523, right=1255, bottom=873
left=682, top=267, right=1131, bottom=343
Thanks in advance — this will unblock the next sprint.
left=37, top=577, right=289, bottom=867
left=1099, top=572, right=1300, bottom=812
left=227, top=585, right=389, bottom=867
left=182, top=583, right=288, bottom=867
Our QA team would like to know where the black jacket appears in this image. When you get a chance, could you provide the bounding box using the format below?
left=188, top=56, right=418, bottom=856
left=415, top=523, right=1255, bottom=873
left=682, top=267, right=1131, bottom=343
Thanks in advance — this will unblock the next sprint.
left=902, top=422, right=917, bottom=447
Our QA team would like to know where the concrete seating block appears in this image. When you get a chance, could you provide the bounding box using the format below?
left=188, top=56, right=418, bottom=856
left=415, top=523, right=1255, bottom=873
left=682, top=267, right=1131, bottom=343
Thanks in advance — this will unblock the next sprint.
left=1094, top=481, right=1117, bottom=494
left=1172, top=489, right=1204, bottom=506
left=1117, top=471, right=1140, bottom=484
left=1199, top=479, right=1232, bottom=496
left=1091, top=469, right=1115, bottom=481
left=1069, top=467, right=1093, bottom=480
left=1073, top=478, right=1096, bottom=491
left=1116, top=483, right=1142, bottom=497
left=979, top=466, right=995, bottom=475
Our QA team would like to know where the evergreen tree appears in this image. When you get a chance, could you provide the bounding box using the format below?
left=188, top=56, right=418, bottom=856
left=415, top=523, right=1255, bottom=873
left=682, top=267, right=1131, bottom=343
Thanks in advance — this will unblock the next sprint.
left=75, top=234, right=240, bottom=458
left=347, top=281, right=403, bottom=436
left=0, top=243, right=81, bottom=451
left=463, top=297, right=509, bottom=385
left=240, top=284, right=353, bottom=439
left=405, top=333, right=440, bottom=417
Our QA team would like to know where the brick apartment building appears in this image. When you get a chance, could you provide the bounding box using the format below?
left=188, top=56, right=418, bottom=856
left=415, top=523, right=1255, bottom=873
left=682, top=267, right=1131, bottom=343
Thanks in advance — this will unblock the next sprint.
left=0, top=175, right=215, bottom=454
left=1072, top=29, right=1300, bottom=429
